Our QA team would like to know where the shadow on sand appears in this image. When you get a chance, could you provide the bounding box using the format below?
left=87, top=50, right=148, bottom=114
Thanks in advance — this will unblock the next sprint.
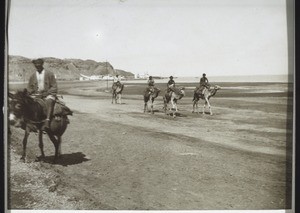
left=167, top=112, right=188, bottom=117
left=40, top=152, right=90, bottom=166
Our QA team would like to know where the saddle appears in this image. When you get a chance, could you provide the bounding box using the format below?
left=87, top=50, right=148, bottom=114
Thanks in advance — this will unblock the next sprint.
left=113, top=82, right=124, bottom=92
left=34, top=96, right=73, bottom=117
left=54, top=97, right=73, bottom=116
left=195, top=86, right=208, bottom=96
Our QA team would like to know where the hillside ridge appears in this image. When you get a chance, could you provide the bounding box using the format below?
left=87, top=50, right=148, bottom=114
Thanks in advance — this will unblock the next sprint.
left=8, top=55, right=134, bottom=81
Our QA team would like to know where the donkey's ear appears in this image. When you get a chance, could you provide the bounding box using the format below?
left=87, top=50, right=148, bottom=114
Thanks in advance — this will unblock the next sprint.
left=8, top=92, right=15, bottom=99
left=23, top=88, right=29, bottom=94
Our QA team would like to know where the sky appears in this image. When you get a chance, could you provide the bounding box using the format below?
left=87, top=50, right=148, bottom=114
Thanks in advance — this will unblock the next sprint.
left=8, top=0, right=289, bottom=77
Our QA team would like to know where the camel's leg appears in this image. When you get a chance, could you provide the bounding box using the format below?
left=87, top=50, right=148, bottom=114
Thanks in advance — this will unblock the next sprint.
left=111, top=93, right=114, bottom=104
left=144, top=102, right=147, bottom=113
left=193, top=100, right=199, bottom=113
left=151, top=98, right=154, bottom=114
left=203, top=98, right=212, bottom=115
left=163, top=97, right=167, bottom=114
left=192, top=101, right=195, bottom=113
left=117, top=94, right=121, bottom=104
left=21, top=127, right=30, bottom=162
left=170, top=99, right=177, bottom=118
left=170, top=99, right=175, bottom=110
left=203, top=101, right=207, bottom=114
left=205, top=98, right=212, bottom=115
left=206, top=99, right=213, bottom=115
left=38, top=130, right=45, bottom=159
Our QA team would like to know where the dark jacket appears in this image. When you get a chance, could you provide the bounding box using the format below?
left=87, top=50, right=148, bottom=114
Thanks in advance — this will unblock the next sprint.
left=167, top=79, right=175, bottom=86
left=148, top=79, right=155, bottom=86
left=200, top=77, right=208, bottom=86
left=27, top=70, right=57, bottom=96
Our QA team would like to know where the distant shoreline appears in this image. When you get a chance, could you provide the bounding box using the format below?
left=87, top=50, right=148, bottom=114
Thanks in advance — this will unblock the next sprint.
left=8, top=75, right=292, bottom=84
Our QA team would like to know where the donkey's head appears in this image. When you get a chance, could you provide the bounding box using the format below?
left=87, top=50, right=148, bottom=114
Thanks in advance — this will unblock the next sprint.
left=8, top=89, right=33, bottom=128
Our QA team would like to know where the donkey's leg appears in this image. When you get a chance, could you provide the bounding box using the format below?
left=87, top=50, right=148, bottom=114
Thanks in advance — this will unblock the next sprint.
left=21, top=128, right=30, bottom=162
left=38, top=130, right=45, bottom=159
left=57, top=136, right=62, bottom=158
left=47, top=133, right=60, bottom=163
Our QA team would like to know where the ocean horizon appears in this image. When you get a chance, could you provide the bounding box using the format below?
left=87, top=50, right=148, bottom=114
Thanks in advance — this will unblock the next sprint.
left=131, top=74, right=293, bottom=83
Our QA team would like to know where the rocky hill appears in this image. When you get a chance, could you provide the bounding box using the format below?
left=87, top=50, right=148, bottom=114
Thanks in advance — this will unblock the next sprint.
left=8, top=55, right=135, bottom=81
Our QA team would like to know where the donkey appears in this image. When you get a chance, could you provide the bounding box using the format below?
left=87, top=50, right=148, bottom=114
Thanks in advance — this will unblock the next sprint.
left=192, top=85, right=221, bottom=115
left=143, top=87, right=161, bottom=114
left=8, top=89, right=72, bottom=163
left=111, top=82, right=124, bottom=104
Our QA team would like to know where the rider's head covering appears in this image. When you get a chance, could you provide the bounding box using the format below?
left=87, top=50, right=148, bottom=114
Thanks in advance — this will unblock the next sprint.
left=149, top=76, right=152, bottom=79
left=203, top=73, right=206, bottom=76
left=116, top=74, right=119, bottom=77
left=169, top=76, right=173, bottom=79
left=32, top=58, right=44, bottom=65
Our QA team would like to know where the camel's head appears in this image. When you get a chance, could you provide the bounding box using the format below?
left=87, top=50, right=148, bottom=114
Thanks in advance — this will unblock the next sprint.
left=214, top=85, right=221, bottom=90
left=178, top=87, right=185, bottom=99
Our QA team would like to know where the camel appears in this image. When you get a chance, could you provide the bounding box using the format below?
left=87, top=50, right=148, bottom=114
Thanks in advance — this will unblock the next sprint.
left=111, top=82, right=124, bottom=104
left=143, top=87, right=161, bottom=114
left=192, top=85, right=221, bottom=115
left=163, top=87, right=185, bottom=118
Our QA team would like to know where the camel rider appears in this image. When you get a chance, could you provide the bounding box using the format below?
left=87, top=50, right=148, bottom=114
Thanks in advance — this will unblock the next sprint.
left=167, top=76, right=175, bottom=94
left=199, top=73, right=209, bottom=94
left=27, top=58, right=57, bottom=131
left=146, top=76, right=155, bottom=94
left=148, top=76, right=155, bottom=87
left=114, top=74, right=122, bottom=87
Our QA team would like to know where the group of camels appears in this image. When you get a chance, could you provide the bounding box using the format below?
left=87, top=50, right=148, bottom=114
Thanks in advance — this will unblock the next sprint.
left=143, top=84, right=221, bottom=117
left=111, top=82, right=221, bottom=117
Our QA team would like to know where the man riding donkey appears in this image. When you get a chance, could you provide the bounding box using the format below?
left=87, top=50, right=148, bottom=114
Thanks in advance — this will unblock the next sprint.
left=27, top=58, right=57, bottom=131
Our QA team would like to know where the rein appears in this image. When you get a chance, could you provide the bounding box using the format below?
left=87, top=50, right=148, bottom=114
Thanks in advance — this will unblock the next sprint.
left=24, top=118, right=46, bottom=125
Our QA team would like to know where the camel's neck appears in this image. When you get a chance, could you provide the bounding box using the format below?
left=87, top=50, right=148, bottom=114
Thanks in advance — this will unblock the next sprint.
left=209, top=89, right=218, bottom=97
